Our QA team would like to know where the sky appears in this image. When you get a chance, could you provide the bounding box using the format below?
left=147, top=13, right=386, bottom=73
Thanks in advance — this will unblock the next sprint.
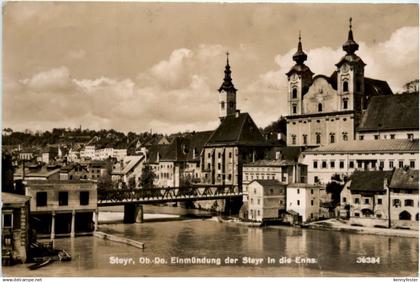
left=3, top=2, right=419, bottom=134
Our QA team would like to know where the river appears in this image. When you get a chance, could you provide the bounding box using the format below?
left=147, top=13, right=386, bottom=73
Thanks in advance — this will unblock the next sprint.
left=3, top=206, right=418, bottom=277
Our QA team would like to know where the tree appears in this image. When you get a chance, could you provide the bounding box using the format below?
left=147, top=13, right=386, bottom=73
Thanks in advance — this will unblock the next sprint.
left=140, top=163, right=156, bottom=189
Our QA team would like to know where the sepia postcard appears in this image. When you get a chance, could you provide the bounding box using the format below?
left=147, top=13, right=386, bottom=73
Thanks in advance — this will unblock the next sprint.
left=1, top=1, right=419, bottom=279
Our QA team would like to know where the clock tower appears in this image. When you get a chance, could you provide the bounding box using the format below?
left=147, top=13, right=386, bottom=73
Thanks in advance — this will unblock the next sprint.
left=218, top=52, right=237, bottom=121
left=286, top=32, right=314, bottom=116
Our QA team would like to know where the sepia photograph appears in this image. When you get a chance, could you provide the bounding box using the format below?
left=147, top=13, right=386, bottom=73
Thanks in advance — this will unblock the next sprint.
left=1, top=1, right=419, bottom=278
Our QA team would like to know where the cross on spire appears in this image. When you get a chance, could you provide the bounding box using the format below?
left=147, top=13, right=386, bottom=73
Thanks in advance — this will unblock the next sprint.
left=349, top=17, right=352, bottom=30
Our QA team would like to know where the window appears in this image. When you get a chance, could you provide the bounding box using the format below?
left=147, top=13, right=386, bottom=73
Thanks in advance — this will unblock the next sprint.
left=405, top=199, right=414, bottom=207
left=292, top=88, right=297, bottom=99
left=257, top=199, right=260, bottom=205
left=311, top=189, right=314, bottom=194
left=218, top=163, right=221, bottom=170
left=343, top=197, right=347, bottom=203
left=297, top=189, right=300, bottom=194
left=343, top=98, right=348, bottom=109
left=330, top=133, right=335, bottom=144
left=316, top=133, right=321, bottom=145
left=318, top=103, right=323, bottom=112
left=364, top=198, right=369, bottom=204
left=228, top=174, right=232, bottom=181
left=311, top=200, right=314, bottom=206
left=313, top=161, right=318, bottom=169
left=342, top=132, right=348, bottom=141
left=36, top=192, right=47, bottom=207
left=407, top=133, right=414, bottom=140
left=349, top=161, right=354, bottom=168
left=390, top=134, right=395, bottom=139
left=359, top=135, right=364, bottom=140
left=393, top=199, right=401, bottom=207
left=379, top=161, right=384, bottom=169
left=218, top=152, right=221, bottom=158
left=80, top=191, right=90, bottom=206
left=221, top=101, right=225, bottom=109
left=389, top=161, right=394, bottom=169
left=292, top=135, right=296, bottom=145
left=339, top=161, right=345, bottom=169
left=59, top=191, right=69, bottom=206
left=229, top=152, right=232, bottom=158
left=303, top=134, right=307, bottom=145
left=410, top=160, right=415, bottom=168
left=330, top=161, right=335, bottom=168
left=322, top=161, right=327, bottom=169
left=354, top=198, right=360, bottom=204
left=314, top=176, right=319, bottom=183
left=3, top=214, right=12, bottom=228
left=343, top=81, right=349, bottom=92
left=354, top=213, right=360, bottom=217
left=374, top=135, right=380, bottom=140
left=292, top=104, right=297, bottom=114
left=251, top=198, right=253, bottom=204
left=297, top=200, right=300, bottom=206
left=399, top=161, right=404, bottom=168
left=378, top=199, right=382, bottom=205
left=376, top=214, right=382, bottom=219
left=207, top=163, right=211, bottom=170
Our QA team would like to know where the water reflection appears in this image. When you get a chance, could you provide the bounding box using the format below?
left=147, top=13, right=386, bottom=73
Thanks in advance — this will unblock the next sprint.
left=3, top=207, right=418, bottom=277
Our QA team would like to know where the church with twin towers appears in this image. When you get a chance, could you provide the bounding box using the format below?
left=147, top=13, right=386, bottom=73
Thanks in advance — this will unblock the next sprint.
left=216, top=18, right=394, bottom=148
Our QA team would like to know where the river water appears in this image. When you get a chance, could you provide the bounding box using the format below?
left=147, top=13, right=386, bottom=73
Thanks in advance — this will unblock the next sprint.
left=3, top=206, right=418, bottom=277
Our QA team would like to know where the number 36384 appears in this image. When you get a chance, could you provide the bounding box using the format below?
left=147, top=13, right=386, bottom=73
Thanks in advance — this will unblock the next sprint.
left=356, top=257, right=381, bottom=264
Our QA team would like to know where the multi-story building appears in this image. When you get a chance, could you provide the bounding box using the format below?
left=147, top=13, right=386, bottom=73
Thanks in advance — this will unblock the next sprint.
left=340, top=170, right=392, bottom=227
left=2, top=192, right=31, bottom=265
left=302, top=139, right=419, bottom=185
left=111, top=155, right=145, bottom=188
left=25, top=180, right=97, bottom=239
left=246, top=180, right=286, bottom=222
left=14, top=164, right=60, bottom=181
left=80, top=145, right=96, bottom=160
left=286, top=183, right=322, bottom=223
left=59, top=163, right=89, bottom=180
left=286, top=20, right=392, bottom=147
left=356, top=93, right=419, bottom=141
left=340, top=168, right=418, bottom=230
left=183, top=131, right=213, bottom=184
left=201, top=55, right=268, bottom=188
left=389, top=168, right=419, bottom=230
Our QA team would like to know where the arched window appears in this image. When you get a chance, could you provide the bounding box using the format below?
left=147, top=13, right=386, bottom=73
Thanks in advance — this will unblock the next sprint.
left=330, top=133, right=335, bottom=144
left=343, top=81, right=349, bottom=92
left=318, top=103, right=323, bottom=112
left=291, top=135, right=297, bottom=145
left=292, top=104, right=297, bottom=114
left=221, top=101, right=225, bottom=109
left=399, top=211, right=412, bottom=221
left=292, top=88, right=298, bottom=99
left=343, top=98, right=348, bottom=110
left=342, top=132, right=348, bottom=141
left=316, top=133, right=321, bottom=144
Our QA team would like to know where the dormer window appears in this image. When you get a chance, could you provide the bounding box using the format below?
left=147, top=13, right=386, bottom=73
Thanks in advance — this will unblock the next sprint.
left=318, top=103, right=323, bottom=112
left=292, top=88, right=298, bottom=99
left=343, top=81, right=349, bottom=92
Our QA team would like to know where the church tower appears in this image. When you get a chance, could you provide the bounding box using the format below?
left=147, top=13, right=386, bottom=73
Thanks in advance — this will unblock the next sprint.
left=218, top=52, right=237, bottom=121
left=286, top=32, right=314, bottom=116
left=336, top=18, right=366, bottom=112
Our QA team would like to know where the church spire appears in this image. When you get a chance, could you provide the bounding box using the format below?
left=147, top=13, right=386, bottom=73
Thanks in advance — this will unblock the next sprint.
left=293, top=31, right=308, bottom=65
left=343, top=17, right=359, bottom=54
left=218, top=51, right=237, bottom=92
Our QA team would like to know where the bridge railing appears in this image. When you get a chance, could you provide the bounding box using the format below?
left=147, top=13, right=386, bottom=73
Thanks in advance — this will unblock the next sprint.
left=97, top=185, right=240, bottom=203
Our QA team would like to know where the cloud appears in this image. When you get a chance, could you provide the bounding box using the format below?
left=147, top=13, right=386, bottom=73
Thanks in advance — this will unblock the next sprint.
left=3, top=26, right=418, bottom=134
left=67, top=49, right=86, bottom=60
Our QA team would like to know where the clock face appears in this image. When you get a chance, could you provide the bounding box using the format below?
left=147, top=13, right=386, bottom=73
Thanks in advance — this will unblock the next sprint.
left=342, top=64, right=349, bottom=73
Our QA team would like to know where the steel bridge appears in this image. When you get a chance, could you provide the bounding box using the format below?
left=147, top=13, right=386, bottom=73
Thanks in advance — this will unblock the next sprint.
left=97, top=185, right=243, bottom=206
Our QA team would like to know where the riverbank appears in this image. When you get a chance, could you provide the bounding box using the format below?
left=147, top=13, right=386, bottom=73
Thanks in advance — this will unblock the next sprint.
left=304, top=218, right=419, bottom=238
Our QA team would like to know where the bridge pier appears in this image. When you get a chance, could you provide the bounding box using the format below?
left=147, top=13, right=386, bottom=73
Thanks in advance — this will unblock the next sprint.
left=123, top=204, right=144, bottom=224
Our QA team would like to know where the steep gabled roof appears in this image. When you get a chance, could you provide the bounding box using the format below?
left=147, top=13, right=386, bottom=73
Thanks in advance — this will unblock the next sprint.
left=185, top=131, right=213, bottom=161
left=389, top=169, right=419, bottom=190
left=349, top=170, right=393, bottom=192
left=205, top=112, right=267, bottom=147
left=364, top=77, right=393, bottom=97
left=358, top=93, right=419, bottom=132
left=147, top=144, right=170, bottom=164
left=160, top=137, right=189, bottom=162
